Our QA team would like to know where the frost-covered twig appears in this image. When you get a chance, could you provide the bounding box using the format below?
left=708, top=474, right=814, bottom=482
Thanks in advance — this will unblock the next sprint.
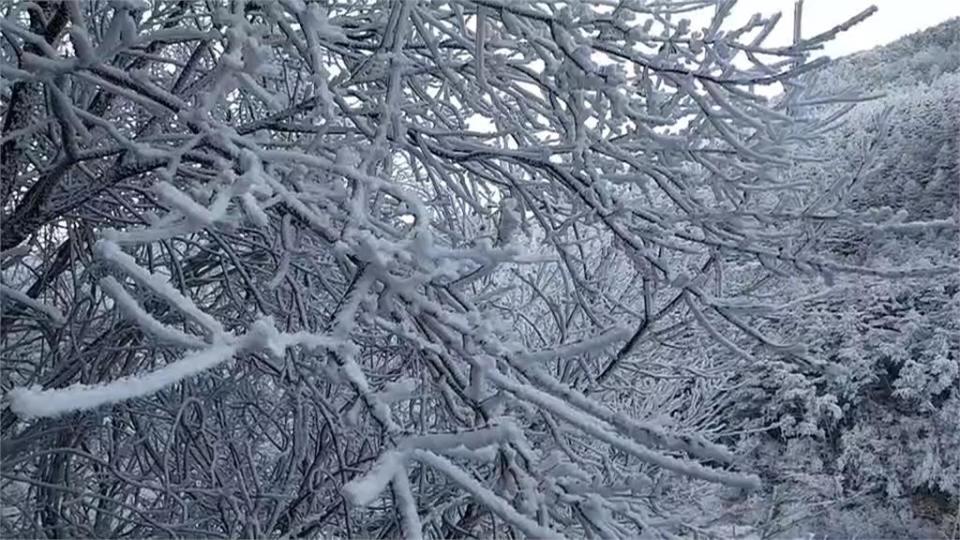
left=0, top=283, right=66, bottom=326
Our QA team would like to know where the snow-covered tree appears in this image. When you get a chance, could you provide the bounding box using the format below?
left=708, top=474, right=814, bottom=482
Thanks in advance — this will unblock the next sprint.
left=722, top=28, right=959, bottom=538
left=1, top=1, right=954, bottom=538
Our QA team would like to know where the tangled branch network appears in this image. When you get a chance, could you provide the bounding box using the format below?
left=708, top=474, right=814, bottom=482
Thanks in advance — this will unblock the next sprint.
left=1, top=1, right=953, bottom=538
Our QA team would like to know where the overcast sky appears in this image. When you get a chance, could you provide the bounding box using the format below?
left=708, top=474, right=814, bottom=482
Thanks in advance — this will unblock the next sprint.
left=728, top=0, right=960, bottom=58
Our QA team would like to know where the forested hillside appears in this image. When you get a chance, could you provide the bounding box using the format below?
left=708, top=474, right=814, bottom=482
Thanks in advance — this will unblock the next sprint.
left=807, top=17, right=960, bottom=93
left=726, top=17, right=960, bottom=539
left=0, top=2, right=956, bottom=539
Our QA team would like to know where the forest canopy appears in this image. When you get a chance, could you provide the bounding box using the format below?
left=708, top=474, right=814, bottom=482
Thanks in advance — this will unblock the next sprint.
left=0, top=1, right=957, bottom=538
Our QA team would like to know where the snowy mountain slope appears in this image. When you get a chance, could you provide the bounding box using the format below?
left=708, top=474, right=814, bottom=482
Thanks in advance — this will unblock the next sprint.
left=726, top=17, right=960, bottom=539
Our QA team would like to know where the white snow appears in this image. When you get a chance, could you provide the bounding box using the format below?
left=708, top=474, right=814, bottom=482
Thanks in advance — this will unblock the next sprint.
left=99, top=276, right=205, bottom=348
left=342, top=450, right=406, bottom=507
left=0, top=284, right=65, bottom=325
left=8, top=342, right=238, bottom=419
left=95, top=240, right=225, bottom=337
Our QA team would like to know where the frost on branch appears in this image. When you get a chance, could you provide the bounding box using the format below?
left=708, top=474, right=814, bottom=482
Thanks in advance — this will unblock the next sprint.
left=2, top=0, right=944, bottom=538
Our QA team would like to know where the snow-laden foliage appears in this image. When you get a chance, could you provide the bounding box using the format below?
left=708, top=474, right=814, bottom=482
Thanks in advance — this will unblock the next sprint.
left=802, top=17, right=960, bottom=95
left=0, top=1, right=955, bottom=538
left=723, top=30, right=959, bottom=538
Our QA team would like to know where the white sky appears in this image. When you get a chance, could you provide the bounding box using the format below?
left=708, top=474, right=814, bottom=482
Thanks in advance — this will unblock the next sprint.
left=728, top=0, right=960, bottom=58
